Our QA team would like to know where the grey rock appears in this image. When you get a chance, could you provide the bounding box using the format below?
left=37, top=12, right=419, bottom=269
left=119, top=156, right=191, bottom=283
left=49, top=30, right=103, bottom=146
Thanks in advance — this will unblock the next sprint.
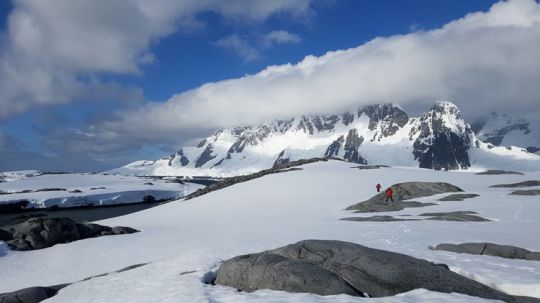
left=5, top=217, right=139, bottom=251
left=0, top=286, right=64, bottom=303
left=420, top=211, right=491, bottom=222
left=438, top=193, right=480, bottom=201
left=194, top=144, right=217, bottom=168
left=351, top=165, right=390, bottom=169
left=216, top=240, right=535, bottom=302
left=510, top=189, right=540, bottom=196
left=343, top=129, right=366, bottom=164
left=340, top=215, right=419, bottom=222
left=215, top=253, right=360, bottom=296
left=490, top=180, right=540, bottom=188
left=433, top=243, right=540, bottom=261
left=346, top=182, right=462, bottom=211
left=6, top=217, right=81, bottom=251
left=411, top=103, right=472, bottom=170
left=476, top=170, right=524, bottom=175
left=401, top=201, right=438, bottom=208
left=324, top=135, right=344, bottom=157
left=111, top=226, right=139, bottom=235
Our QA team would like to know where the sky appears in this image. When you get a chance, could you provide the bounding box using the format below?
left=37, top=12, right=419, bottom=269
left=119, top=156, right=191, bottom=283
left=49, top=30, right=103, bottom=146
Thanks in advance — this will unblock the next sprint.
left=0, top=0, right=538, bottom=172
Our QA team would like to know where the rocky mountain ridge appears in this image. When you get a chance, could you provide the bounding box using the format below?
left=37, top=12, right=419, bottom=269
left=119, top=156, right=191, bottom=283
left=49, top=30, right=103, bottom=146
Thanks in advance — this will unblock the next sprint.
left=111, top=101, right=540, bottom=176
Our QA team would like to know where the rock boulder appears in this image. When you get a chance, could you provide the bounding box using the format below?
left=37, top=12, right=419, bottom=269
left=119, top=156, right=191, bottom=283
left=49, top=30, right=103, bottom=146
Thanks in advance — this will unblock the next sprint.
left=4, top=217, right=139, bottom=251
left=215, top=240, right=536, bottom=302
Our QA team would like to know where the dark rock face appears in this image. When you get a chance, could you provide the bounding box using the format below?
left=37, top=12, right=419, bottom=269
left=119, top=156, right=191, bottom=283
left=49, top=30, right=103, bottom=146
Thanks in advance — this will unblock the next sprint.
left=215, top=253, right=360, bottom=296
left=411, top=102, right=472, bottom=170
left=194, top=144, right=217, bottom=168
left=341, top=215, right=419, bottom=222
left=351, top=165, right=389, bottom=169
left=272, top=150, right=290, bottom=168
left=176, top=149, right=190, bottom=166
left=3, top=217, right=139, bottom=251
left=490, top=180, right=540, bottom=188
left=0, top=285, right=67, bottom=303
left=420, top=211, right=490, bottom=222
left=215, top=240, right=532, bottom=302
left=432, top=243, right=540, bottom=261
left=324, top=135, right=344, bottom=157
left=346, top=182, right=462, bottom=211
left=510, top=189, right=540, bottom=196
left=343, top=129, right=366, bottom=164
left=476, top=170, right=524, bottom=175
left=359, top=104, right=409, bottom=140
left=438, top=194, right=480, bottom=201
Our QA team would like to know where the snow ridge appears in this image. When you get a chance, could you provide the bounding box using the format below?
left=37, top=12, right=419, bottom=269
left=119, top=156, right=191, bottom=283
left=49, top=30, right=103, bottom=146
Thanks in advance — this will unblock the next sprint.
left=111, top=102, right=540, bottom=176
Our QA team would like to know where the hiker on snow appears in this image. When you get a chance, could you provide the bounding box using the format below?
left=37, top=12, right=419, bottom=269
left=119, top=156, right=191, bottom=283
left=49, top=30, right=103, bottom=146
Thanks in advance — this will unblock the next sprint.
left=385, top=187, right=394, bottom=203
left=376, top=183, right=381, bottom=192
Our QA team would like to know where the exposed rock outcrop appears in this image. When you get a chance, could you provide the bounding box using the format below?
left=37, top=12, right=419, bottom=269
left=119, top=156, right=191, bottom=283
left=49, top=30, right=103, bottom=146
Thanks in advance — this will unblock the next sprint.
left=215, top=240, right=536, bottom=302
left=510, top=189, right=540, bottom=196
left=432, top=243, right=540, bottom=261
left=341, top=215, right=419, bottom=222
left=0, top=285, right=68, bottom=303
left=3, top=217, right=139, bottom=251
left=420, top=211, right=490, bottom=222
left=438, top=193, right=479, bottom=201
left=186, top=157, right=338, bottom=200
left=490, top=180, right=540, bottom=188
left=476, top=170, right=524, bottom=175
left=346, top=182, right=462, bottom=212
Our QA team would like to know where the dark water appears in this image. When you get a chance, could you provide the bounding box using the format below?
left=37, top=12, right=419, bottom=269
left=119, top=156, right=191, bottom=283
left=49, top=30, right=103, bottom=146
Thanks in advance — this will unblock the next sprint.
left=0, top=203, right=161, bottom=228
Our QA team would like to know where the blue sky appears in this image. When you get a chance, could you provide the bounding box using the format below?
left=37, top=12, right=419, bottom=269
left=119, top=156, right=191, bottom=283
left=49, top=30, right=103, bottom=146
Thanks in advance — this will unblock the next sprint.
left=2, top=0, right=538, bottom=172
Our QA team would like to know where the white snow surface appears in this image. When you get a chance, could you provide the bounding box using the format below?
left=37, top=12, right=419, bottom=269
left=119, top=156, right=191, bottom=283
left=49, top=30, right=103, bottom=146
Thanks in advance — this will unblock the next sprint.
left=1, top=160, right=539, bottom=302
left=0, top=170, right=43, bottom=182
left=0, top=173, right=199, bottom=208
left=476, top=112, right=540, bottom=154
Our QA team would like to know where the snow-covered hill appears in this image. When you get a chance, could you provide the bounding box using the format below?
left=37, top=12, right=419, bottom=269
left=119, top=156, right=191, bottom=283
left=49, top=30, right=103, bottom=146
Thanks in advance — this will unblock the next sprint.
left=474, top=112, right=540, bottom=154
left=2, top=160, right=539, bottom=302
left=0, top=173, right=201, bottom=209
left=111, top=102, right=540, bottom=177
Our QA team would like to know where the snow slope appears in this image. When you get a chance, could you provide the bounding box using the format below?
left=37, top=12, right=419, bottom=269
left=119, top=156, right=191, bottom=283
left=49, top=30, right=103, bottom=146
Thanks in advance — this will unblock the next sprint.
left=0, top=173, right=201, bottom=208
left=111, top=102, right=540, bottom=177
left=0, top=160, right=539, bottom=302
left=475, top=112, right=540, bottom=154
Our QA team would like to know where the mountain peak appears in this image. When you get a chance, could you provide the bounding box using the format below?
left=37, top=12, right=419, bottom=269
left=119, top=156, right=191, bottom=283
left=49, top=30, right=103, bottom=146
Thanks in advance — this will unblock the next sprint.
left=110, top=102, right=540, bottom=176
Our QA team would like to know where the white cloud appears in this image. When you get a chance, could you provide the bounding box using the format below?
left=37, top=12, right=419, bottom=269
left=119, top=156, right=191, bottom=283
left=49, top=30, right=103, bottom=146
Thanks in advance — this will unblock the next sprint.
left=88, top=0, right=540, bottom=147
left=0, top=0, right=318, bottom=119
left=215, top=35, right=260, bottom=62
left=262, top=30, right=302, bottom=47
left=215, top=30, right=302, bottom=61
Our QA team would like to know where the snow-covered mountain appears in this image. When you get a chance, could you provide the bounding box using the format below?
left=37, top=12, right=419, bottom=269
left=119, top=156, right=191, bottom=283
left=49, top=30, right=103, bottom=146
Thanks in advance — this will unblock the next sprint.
left=111, top=101, right=540, bottom=176
left=473, top=112, right=540, bottom=154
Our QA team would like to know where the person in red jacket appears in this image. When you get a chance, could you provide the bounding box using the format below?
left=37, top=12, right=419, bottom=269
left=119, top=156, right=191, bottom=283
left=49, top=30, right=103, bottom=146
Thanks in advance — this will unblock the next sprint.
left=385, top=187, right=394, bottom=203
left=376, top=183, right=382, bottom=192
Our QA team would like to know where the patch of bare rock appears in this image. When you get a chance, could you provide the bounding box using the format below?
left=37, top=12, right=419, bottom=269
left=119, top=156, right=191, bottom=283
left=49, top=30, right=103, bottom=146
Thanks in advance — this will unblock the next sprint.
left=0, top=217, right=138, bottom=251
left=346, top=182, right=462, bottom=213
left=214, top=240, right=538, bottom=302
left=432, top=243, right=540, bottom=261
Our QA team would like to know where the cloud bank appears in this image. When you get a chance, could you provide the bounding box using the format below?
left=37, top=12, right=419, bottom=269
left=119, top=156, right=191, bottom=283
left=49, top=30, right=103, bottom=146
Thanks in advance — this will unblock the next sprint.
left=86, top=0, right=540, bottom=149
left=0, top=0, right=317, bottom=119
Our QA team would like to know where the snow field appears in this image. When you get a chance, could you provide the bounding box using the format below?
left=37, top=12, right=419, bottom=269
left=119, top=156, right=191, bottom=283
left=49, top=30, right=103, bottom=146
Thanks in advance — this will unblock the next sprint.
left=0, top=160, right=539, bottom=302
